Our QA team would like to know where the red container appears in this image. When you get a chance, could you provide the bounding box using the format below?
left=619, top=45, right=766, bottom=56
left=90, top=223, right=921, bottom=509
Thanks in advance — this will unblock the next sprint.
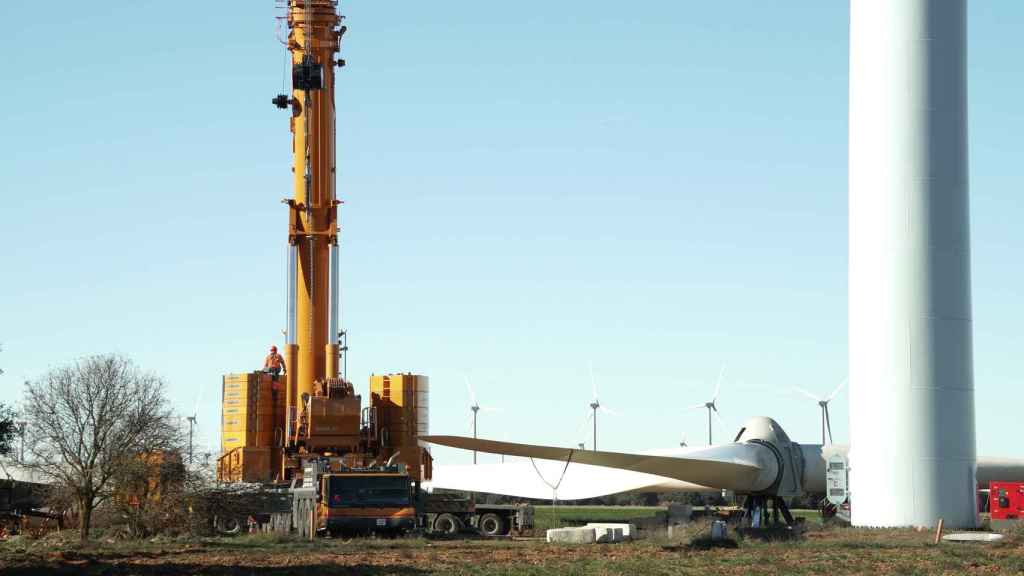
left=990, top=481, right=1024, bottom=520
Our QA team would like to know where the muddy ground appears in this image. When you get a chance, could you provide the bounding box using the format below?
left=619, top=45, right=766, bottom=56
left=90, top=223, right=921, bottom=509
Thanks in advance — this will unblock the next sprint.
left=2, top=524, right=1023, bottom=575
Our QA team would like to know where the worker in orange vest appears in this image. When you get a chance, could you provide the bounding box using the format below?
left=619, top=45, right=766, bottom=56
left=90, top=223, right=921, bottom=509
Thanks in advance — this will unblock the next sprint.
left=264, top=345, right=287, bottom=381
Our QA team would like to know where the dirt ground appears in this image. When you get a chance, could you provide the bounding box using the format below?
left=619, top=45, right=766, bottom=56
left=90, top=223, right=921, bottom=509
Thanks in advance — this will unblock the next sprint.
left=2, top=524, right=1023, bottom=575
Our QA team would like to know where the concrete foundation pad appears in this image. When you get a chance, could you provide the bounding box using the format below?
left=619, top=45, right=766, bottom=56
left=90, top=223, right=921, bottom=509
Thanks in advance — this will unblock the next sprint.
left=943, top=533, right=1005, bottom=543
left=546, top=527, right=597, bottom=544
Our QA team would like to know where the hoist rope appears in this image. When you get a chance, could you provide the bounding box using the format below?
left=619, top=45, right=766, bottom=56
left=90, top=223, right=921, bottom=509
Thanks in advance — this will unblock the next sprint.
left=528, top=449, right=575, bottom=495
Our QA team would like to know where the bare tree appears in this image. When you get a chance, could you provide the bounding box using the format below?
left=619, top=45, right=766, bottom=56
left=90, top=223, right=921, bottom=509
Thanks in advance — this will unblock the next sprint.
left=0, top=344, right=16, bottom=456
left=0, top=404, right=16, bottom=457
left=22, top=354, right=182, bottom=541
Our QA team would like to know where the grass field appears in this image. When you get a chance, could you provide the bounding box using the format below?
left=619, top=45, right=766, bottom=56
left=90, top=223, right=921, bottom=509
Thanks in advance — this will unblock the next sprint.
left=2, top=507, right=1022, bottom=575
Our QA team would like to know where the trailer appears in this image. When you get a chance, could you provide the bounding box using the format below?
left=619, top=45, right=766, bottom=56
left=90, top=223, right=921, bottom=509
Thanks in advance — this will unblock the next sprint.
left=0, top=478, right=63, bottom=535
left=421, top=492, right=532, bottom=537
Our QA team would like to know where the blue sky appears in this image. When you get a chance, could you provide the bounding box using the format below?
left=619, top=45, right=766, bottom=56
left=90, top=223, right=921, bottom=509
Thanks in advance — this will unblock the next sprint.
left=2, top=1, right=1022, bottom=465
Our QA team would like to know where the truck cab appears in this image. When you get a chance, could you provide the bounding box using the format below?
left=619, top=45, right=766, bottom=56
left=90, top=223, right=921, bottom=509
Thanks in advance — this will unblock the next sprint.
left=320, top=471, right=417, bottom=536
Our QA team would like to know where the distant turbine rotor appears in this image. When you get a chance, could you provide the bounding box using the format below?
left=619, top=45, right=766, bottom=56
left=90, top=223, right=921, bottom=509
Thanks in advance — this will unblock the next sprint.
left=183, top=381, right=205, bottom=465
left=791, top=378, right=846, bottom=445
left=689, top=365, right=727, bottom=445
left=464, top=376, right=500, bottom=464
left=586, top=362, right=618, bottom=451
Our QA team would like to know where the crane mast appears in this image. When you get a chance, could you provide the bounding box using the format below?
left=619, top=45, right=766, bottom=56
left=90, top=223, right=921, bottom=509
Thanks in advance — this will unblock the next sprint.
left=279, top=0, right=344, bottom=448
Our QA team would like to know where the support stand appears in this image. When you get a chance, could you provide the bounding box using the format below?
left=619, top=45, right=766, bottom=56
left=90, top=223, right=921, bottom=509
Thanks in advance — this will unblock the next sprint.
left=741, top=494, right=795, bottom=529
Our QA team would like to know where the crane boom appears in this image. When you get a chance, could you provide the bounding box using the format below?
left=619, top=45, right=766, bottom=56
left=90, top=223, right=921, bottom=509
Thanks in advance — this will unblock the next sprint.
left=280, top=0, right=344, bottom=446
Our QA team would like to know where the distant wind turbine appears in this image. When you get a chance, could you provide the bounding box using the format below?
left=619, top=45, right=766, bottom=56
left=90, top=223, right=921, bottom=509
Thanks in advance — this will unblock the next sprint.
left=688, top=365, right=726, bottom=445
left=182, top=382, right=205, bottom=464
left=465, top=376, right=499, bottom=464
left=584, top=363, right=617, bottom=451
left=792, top=379, right=846, bottom=445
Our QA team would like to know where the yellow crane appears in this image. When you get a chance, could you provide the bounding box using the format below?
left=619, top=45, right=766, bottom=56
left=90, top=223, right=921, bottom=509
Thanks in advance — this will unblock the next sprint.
left=210, top=3, right=535, bottom=536
left=218, top=1, right=428, bottom=487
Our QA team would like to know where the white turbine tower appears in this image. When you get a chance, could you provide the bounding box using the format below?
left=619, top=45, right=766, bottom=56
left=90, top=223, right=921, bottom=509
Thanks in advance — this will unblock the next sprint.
left=584, top=364, right=616, bottom=451
left=849, top=0, right=976, bottom=528
left=688, top=366, right=726, bottom=445
left=465, top=377, right=498, bottom=465
left=792, top=379, right=846, bottom=445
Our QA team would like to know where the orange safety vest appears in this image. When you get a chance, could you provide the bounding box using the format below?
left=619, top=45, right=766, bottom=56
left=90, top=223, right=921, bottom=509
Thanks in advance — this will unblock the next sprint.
left=264, top=353, right=285, bottom=371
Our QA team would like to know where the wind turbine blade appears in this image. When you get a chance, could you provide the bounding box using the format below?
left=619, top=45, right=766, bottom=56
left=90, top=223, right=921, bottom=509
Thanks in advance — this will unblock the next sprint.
left=791, top=386, right=822, bottom=403
left=192, top=382, right=205, bottom=419
left=464, top=376, right=477, bottom=407
left=420, top=436, right=775, bottom=493
left=687, top=403, right=707, bottom=411
left=599, top=405, right=617, bottom=417
left=713, top=364, right=725, bottom=402
left=826, top=378, right=848, bottom=402
left=589, top=361, right=597, bottom=400
left=712, top=408, right=727, bottom=430
left=575, top=409, right=594, bottom=433
left=824, top=404, right=834, bottom=444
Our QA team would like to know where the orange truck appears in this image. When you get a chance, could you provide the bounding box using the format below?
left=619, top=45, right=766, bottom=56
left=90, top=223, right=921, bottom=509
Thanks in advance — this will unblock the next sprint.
left=315, top=466, right=532, bottom=537
left=319, top=469, right=417, bottom=536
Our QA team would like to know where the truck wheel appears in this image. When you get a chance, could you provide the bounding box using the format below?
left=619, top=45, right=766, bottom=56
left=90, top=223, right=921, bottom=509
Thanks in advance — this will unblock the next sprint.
left=215, top=516, right=243, bottom=535
left=478, top=513, right=506, bottom=537
left=432, top=513, right=463, bottom=534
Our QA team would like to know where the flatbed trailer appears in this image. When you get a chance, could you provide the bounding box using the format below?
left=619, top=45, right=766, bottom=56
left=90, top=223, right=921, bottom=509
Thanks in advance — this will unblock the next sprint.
left=0, top=479, right=63, bottom=534
left=421, top=492, right=531, bottom=536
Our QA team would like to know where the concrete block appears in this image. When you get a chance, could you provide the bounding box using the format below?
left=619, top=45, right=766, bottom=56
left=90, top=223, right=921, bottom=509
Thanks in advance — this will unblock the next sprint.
left=585, top=523, right=636, bottom=540
left=593, top=526, right=624, bottom=543
left=546, top=527, right=597, bottom=544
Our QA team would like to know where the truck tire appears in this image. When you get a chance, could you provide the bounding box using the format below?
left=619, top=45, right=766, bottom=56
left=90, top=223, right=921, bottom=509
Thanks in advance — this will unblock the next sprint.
left=432, top=513, right=463, bottom=534
left=215, top=516, right=243, bottom=535
left=477, top=513, right=506, bottom=537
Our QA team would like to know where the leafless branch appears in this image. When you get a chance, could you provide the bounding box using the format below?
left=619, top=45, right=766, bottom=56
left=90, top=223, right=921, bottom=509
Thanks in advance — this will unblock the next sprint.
left=21, top=354, right=183, bottom=540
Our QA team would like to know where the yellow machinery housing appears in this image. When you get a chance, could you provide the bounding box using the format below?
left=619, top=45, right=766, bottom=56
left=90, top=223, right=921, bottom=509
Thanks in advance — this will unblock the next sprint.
left=218, top=373, right=278, bottom=483
left=370, top=374, right=432, bottom=483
